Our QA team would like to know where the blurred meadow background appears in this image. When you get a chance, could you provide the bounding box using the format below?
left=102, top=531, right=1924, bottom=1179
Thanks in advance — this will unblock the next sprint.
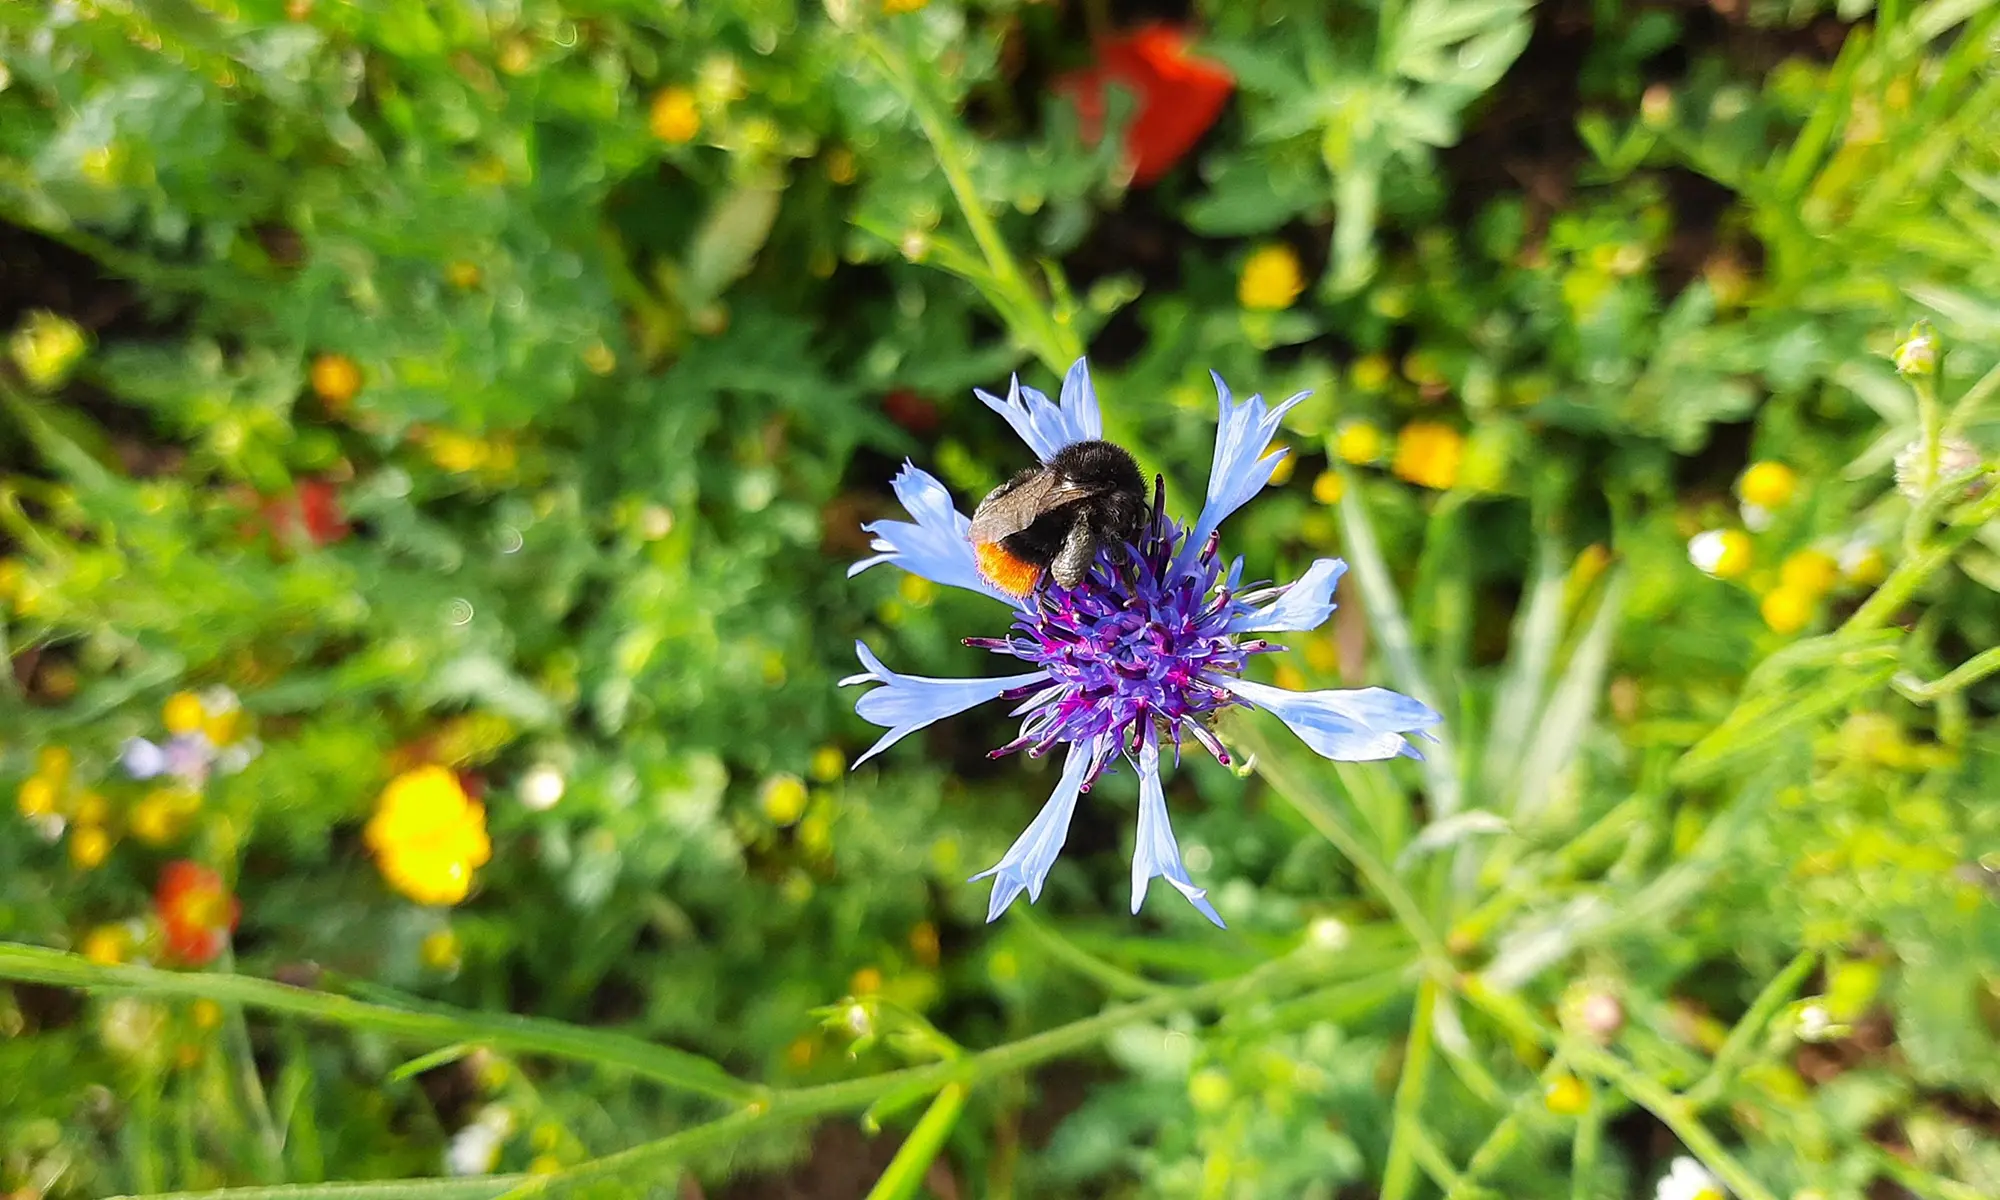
left=3, top=0, right=2000, bottom=1198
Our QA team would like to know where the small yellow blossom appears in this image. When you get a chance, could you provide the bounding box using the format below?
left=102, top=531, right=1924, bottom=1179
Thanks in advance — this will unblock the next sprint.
left=1265, top=445, right=1296, bottom=486
left=1760, top=585, right=1815, bottom=634
left=528, top=1155, right=562, bottom=1176
left=1350, top=355, right=1392, bottom=392
left=424, top=429, right=491, bottom=474
left=446, top=261, right=483, bottom=289
left=1738, top=461, right=1798, bottom=509
left=649, top=86, right=701, bottom=143
left=175, top=1001, right=222, bottom=1037
left=310, top=353, right=362, bottom=409
left=131, top=787, right=201, bottom=847
left=808, top=745, right=846, bottom=783
left=17, top=776, right=58, bottom=818
left=1273, top=662, right=1306, bottom=692
left=581, top=341, right=617, bottom=375
left=1311, top=471, right=1344, bottom=505
left=1779, top=550, right=1838, bottom=597
left=761, top=774, right=809, bottom=825
left=73, top=792, right=108, bottom=826
left=1188, top=1068, right=1234, bottom=1114
left=421, top=928, right=463, bottom=971
left=1688, top=530, right=1752, bottom=579
left=163, top=691, right=205, bottom=736
left=37, top=745, right=74, bottom=781
left=1840, top=543, right=1888, bottom=586
left=850, top=966, right=883, bottom=995
left=1392, top=422, right=1464, bottom=490
left=1334, top=421, right=1384, bottom=465
left=1543, top=1074, right=1591, bottom=1115
left=365, top=766, right=493, bottom=906
left=8, top=310, right=89, bottom=391
left=82, top=924, right=132, bottom=965
left=1238, top=245, right=1306, bottom=311
left=882, top=0, right=930, bottom=10
left=909, top=920, right=940, bottom=967
left=786, top=1037, right=818, bottom=1068
left=71, top=825, right=112, bottom=870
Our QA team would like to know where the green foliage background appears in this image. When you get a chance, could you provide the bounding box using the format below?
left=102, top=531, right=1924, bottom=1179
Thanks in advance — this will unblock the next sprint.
left=2, top=0, right=1999, bottom=1197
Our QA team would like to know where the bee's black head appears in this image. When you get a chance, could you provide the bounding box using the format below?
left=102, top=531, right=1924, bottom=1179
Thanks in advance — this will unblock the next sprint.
left=1049, top=439, right=1146, bottom=543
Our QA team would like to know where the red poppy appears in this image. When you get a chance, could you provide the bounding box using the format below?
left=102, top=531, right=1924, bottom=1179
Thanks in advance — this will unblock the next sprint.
left=155, top=860, right=241, bottom=966
left=1056, top=23, right=1235, bottom=187
left=883, top=388, right=940, bottom=435
left=260, top=478, right=350, bottom=547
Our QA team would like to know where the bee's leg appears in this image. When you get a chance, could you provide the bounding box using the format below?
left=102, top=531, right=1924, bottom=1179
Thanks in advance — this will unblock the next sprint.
left=1051, top=510, right=1097, bottom=589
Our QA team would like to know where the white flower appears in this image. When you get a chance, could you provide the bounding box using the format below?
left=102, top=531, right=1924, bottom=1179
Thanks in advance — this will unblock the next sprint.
left=1687, top=530, right=1727, bottom=574
left=444, top=1106, right=514, bottom=1176
left=519, top=764, right=565, bottom=811
left=1658, top=1155, right=1726, bottom=1200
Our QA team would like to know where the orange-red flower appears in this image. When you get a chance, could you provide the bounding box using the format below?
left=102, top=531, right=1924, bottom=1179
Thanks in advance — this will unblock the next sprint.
left=1056, top=24, right=1234, bottom=187
left=260, top=478, right=351, bottom=547
left=155, top=860, right=240, bottom=966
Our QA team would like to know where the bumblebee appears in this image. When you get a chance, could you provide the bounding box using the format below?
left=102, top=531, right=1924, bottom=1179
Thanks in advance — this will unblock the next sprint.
left=969, top=439, right=1147, bottom=594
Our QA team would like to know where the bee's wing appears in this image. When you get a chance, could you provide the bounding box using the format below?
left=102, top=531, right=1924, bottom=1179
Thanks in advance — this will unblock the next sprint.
left=968, top=470, right=1109, bottom=543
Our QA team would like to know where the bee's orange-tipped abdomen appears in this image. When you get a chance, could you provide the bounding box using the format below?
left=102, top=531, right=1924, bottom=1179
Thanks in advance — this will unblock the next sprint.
left=974, top=540, right=1044, bottom=597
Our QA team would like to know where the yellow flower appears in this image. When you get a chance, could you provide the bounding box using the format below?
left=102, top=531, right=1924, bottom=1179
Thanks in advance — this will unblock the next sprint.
left=17, top=776, right=58, bottom=819
left=163, top=690, right=206, bottom=736
left=760, top=774, right=809, bottom=825
left=192, top=998, right=223, bottom=1031
left=72, top=791, right=108, bottom=825
left=82, top=924, right=132, bottom=965
left=1392, top=422, right=1464, bottom=490
left=1543, top=1074, right=1591, bottom=1115
left=424, top=429, right=490, bottom=474
left=1840, top=543, right=1888, bottom=586
left=1334, top=421, right=1384, bottom=465
left=649, top=86, right=700, bottom=143
left=8, top=310, right=89, bottom=391
left=37, top=745, right=73, bottom=781
left=1738, top=461, right=1797, bottom=509
left=1273, top=662, right=1306, bottom=691
left=365, top=766, right=492, bottom=906
left=808, top=745, right=846, bottom=783
left=1238, top=245, right=1306, bottom=311
left=421, top=928, right=463, bottom=971
left=446, top=261, right=483, bottom=289
left=882, top=0, right=929, bottom=10
left=1760, top=585, right=1815, bottom=634
left=850, top=966, right=883, bottom=996
left=70, top=825, right=112, bottom=870
left=1265, top=445, right=1296, bottom=486
left=131, top=787, right=201, bottom=847
left=1779, top=550, right=1838, bottom=597
left=909, top=920, right=941, bottom=967
left=1688, top=530, right=1752, bottom=579
left=310, top=353, right=362, bottom=409
left=1350, top=355, right=1392, bottom=392
left=1311, top=471, right=1344, bottom=505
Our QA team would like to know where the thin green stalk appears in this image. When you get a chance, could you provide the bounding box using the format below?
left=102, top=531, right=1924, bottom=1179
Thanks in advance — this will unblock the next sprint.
left=1684, top=949, right=1819, bottom=1110
left=1013, top=910, right=1168, bottom=998
left=1409, top=1123, right=1489, bottom=1198
left=1570, top=1094, right=1603, bottom=1200
left=862, top=1083, right=968, bottom=1200
left=1456, top=977, right=1779, bottom=1200
left=1845, top=485, right=2000, bottom=633
left=1381, top=980, right=1440, bottom=1200
left=1228, top=719, right=1454, bottom=974
left=1449, top=793, right=1652, bottom=951
left=1943, top=357, right=2000, bottom=435
left=112, top=1181, right=525, bottom=1200
left=1896, top=643, right=2000, bottom=702
left=0, top=944, right=761, bottom=1106
left=1866, top=1144, right=1989, bottom=1200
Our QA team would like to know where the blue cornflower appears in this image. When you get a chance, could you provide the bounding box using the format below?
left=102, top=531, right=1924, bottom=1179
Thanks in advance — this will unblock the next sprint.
left=844, top=359, right=1441, bottom=927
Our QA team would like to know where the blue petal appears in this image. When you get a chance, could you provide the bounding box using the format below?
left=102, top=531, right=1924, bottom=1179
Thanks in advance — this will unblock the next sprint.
left=969, top=738, right=1100, bottom=921
left=1129, top=735, right=1226, bottom=928
left=1173, top=373, right=1309, bottom=579
left=1222, top=677, right=1442, bottom=762
left=121, top=736, right=167, bottom=780
left=974, top=357, right=1103, bottom=461
left=848, top=462, right=1020, bottom=606
left=841, top=642, right=1047, bottom=767
left=1231, top=558, right=1348, bottom=634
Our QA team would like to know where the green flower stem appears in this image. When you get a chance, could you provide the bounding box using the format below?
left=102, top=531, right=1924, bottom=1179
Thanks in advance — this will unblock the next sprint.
left=1456, top=977, right=1779, bottom=1200
left=0, top=943, right=763, bottom=1106
left=1447, top=793, right=1652, bottom=951
left=113, top=1180, right=527, bottom=1200
left=1381, top=979, right=1440, bottom=1200
left=1227, top=718, right=1455, bottom=976
left=1896, top=644, right=2000, bottom=702
left=1013, top=909, right=1169, bottom=998
left=857, top=34, right=1079, bottom=378
left=1683, top=949, right=1818, bottom=1111
left=1408, top=1122, right=1491, bottom=1199
left=1569, top=1094, right=1603, bottom=1200
left=1846, top=484, right=2000, bottom=635
left=1943, top=357, right=2000, bottom=436
left=97, top=953, right=1304, bottom=1200
left=1866, top=1144, right=1990, bottom=1200
left=861, top=1083, right=968, bottom=1200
